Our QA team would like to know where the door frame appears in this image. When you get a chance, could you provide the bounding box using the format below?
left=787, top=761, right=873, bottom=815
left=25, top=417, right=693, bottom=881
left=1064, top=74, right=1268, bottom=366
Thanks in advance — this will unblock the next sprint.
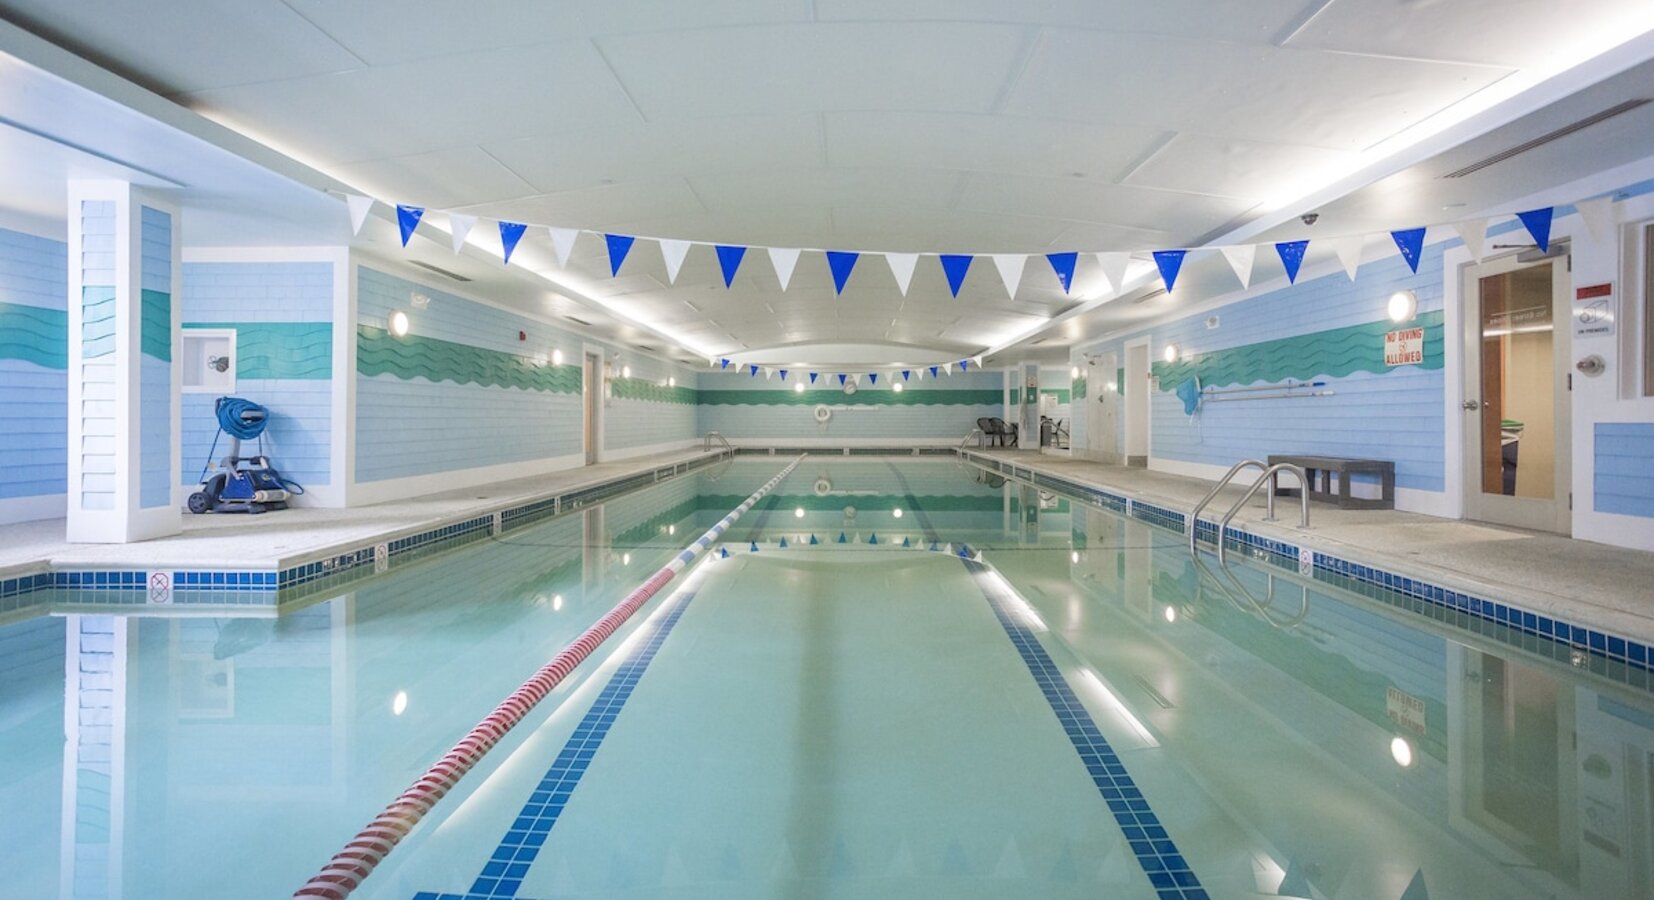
left=1087, top=351, right=1119, bottom=464
left=1123, top=337, right=1151, bottom=466
left=582, top=349, right=604, bottom=465
left=1456, top=248, right=1572, bottom=533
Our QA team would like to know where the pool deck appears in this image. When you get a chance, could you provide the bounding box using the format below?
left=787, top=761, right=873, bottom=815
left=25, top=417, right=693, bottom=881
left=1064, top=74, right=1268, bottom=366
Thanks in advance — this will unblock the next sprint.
left=0, top=447, right=733, bottom=582
left=964, top=449, right=1654, bottom=644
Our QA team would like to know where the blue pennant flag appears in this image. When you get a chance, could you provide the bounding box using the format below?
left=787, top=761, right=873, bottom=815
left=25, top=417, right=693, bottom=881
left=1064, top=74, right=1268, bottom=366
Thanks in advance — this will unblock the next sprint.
left=1046, top=252, right=1078, bottom=293
left=719, top=547, right=730, bottom=558
left=868, top=372, right=878, bottom=385
left=778, top=369, right=788, bottom=381
left=1275, top=240, right=1309, bottom=284
left=1516, top=207, right=1554, bottom=253
left=901, top=370, right=911, bottom=381
left=939, top=254, right=973, bottom=297
left=959, top=360, right=969, bottom=372
left=778, top=537, right=789, bottom=548
left=868, top=533, right=878, bottom=545
left=808, top=534, right=819, bottom=545
left=750, top=541, right=759, bottom=553
left=837, top=532, right=848, bottom=544
left=957, top=543, right=972, bottom=558
left=605, top=233, right=635, bottom=276
left=929, top=541, right=940, bottom=551
left=396, top=205, right=424, bottom=247
left=1391, top=228, right=1426, bottom=273
left=902, top=537, right=911, bottom=547
left=809, top=372, right=818, bottom=384
left=929, top=366, right=939, bottom=378
left=719, top=358, right=730, bottom=369
left=715, top=245, right=747, bottom=287
left=749, top=364, right=760, bottom=376
left=1152, top=250, right=1187, bottom=293
left=838, top=373, right=848, bottom=386
left=499, top=220, right=528, bottom=265
left=826, top=251, right=859, bottom=294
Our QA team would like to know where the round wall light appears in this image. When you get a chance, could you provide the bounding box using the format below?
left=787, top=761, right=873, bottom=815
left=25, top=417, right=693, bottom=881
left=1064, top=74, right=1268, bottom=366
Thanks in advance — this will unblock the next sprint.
left=1071, top=366, right=1081, bottom=379
left=794, top=382, right=805, bottom=393
left=388, top=310, right=410, bottom=337
left=1163, top=343, right=1178, bottom=363
left=621, top=365, right=632, bottom=379
left=668, top=376, right=676, bottom=388
left=551, top=348, right=564, bottom=366
left=1390, top=735, right=1416, bottom=768
left=892, top=382, right=904, bottom=393
left=1388, top=290, right=1418, bottom=323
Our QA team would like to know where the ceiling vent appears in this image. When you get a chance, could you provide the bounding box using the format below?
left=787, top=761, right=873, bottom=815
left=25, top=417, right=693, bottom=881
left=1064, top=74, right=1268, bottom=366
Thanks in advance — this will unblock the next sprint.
left=407, top=260, right=473, bottom=282
left=565, top=316, right=593, bottom=327
left=1440, top=99, right=1651, bottom=179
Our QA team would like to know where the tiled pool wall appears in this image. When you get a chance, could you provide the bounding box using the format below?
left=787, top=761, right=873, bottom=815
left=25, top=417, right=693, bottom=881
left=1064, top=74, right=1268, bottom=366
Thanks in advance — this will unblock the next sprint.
left=0, top=452, right=735, bottom=615
left=956, top=449, right=1654, bottom=679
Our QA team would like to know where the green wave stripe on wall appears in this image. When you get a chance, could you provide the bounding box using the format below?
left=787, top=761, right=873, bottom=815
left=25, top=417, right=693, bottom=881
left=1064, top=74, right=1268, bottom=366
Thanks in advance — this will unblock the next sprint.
left=1074, top=376, right=1087, bottom=401
left=357, top=324, right=582, bottom=392
left=611, top=378, right=698, bottom=405
left=697, top=388, right=1002, bottom=407
left=82, top=287, right=117, bottom=359
left=1152, top=310, right=1444, bottom=390
left=141, top=289, right=171, bottom=362
left=185, top=322, right=333, bottom=380
left=0, top=301, right=69, bottom=369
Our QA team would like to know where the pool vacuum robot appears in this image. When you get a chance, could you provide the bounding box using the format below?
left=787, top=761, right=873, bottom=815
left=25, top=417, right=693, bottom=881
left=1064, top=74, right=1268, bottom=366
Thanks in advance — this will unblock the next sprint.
left=188, top=396, right=302, bottom=514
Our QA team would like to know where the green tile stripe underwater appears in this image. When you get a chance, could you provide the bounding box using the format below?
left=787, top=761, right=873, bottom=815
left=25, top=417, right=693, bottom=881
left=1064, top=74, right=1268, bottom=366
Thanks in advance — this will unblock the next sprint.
left=186, top=322, right=333, bottom=379
left=1151, top=310, right=1445, bottom=389
left=0, top=301, right=67, bottom=368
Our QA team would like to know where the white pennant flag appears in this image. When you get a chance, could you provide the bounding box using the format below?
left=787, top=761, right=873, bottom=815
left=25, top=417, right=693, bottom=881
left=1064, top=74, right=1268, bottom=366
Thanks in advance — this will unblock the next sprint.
left=1576, top=197, right=1616, bottom=242
left=1451, top=220, right=1488, bottom=264
left=768, top=247, right=801, bottom=291
left=1218, top=245, right=1255, bottom=289
left=1095, top=252, right=1132, bottom=296
left=346, top=194, right=374, bottom=236
left=659, top=239, right=692, bottom=284
left=885, top=253, right=919, bottom=296
left=548, top=228, right=579, bottom=267
left=446, top=213, right=476, bottom=254
left=991, top=254, right=1027, bottom=299
left=1329, top=235, right=1367, bottom=280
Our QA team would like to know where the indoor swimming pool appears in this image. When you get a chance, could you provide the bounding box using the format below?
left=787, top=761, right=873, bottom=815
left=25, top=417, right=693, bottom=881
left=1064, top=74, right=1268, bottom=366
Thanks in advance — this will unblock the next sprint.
left=2, top=456, right=1651, bottom=899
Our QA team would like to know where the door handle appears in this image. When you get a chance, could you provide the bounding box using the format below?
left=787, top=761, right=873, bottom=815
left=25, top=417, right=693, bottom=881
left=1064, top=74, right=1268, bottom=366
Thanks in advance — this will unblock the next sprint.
left=1461, top=400, right=1487, bottom=411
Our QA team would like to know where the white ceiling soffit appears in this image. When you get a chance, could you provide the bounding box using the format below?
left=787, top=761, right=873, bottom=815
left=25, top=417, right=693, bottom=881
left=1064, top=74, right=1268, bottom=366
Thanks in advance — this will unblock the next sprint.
left=0, top=1, right=1651, bottom=364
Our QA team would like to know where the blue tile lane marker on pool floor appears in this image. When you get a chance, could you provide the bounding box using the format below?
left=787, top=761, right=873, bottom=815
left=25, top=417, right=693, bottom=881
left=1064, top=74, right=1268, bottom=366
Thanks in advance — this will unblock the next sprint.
left=413, top=590, right=698, bottom=900
left=965, top=558, right=1208, bottom=900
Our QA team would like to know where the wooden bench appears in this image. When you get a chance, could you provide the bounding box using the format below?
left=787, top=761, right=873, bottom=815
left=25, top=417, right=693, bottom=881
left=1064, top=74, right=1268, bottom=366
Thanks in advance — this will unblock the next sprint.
left=1267, top=454, right=1395, bottom=510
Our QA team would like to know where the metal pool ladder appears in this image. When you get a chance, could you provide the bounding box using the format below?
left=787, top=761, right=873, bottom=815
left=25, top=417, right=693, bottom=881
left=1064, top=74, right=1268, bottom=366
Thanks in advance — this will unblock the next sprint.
left=1187, top=459, right=1310, bottom=563
left=703, top=431, right=734, bottom=456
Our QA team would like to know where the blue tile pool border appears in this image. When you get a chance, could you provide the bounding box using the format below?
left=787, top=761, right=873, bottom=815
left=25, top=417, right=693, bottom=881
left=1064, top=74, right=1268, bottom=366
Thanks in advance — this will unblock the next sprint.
left=956, top=449, right=1654, bottom=676
left=414, top=589, right=698, bottom=900
left=0, top=452, right=734, bottom=611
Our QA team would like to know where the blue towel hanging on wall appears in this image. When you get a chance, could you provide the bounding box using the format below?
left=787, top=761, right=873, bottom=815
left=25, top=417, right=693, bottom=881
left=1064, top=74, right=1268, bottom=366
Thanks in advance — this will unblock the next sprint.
left=1176, top=377, right=1202, bottom=416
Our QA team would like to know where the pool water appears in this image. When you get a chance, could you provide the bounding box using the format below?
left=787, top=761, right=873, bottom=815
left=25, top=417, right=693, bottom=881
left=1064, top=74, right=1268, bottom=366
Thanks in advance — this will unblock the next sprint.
left=2, top=457, right=1651, bottom=899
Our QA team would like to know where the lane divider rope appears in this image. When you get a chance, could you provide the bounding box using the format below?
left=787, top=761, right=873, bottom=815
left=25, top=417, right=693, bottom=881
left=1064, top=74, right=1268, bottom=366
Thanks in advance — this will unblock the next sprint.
left=294, top=455, right=804, bottom=899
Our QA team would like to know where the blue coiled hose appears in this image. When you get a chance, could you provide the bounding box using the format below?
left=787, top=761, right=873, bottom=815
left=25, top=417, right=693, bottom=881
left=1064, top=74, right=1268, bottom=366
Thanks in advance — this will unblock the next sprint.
left=197, top=397, right=304, bottom=494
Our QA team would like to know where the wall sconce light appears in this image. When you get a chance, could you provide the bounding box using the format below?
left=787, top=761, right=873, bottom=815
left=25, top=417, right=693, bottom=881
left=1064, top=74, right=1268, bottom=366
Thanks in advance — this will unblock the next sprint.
left=621, top=364, right=632, bottom=379
left=551, top=348, right=565, bottom=366
left=1163, top=343, right=1178, bottom=363
left=1070, top=366, right=1080, bottom=379
left=389, top=310, right=410, bottom=337
left=1388, top=290, right=1418, bottom=323
left=892, top=382, right=904, bottom=393
left=793, top=382, right=805, bottom=393
left=667, top=376, right=676, bottom=387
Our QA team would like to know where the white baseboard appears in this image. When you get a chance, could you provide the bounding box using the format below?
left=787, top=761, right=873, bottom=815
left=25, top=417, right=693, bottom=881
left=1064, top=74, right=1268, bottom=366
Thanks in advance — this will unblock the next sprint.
left=1575, top=510, right=1654, bottom=553
left=1148, top=457, right=1451, bottom=517
left=0, top=493, right=66, bottom=526
left=349, top=453, right=585, bottom=506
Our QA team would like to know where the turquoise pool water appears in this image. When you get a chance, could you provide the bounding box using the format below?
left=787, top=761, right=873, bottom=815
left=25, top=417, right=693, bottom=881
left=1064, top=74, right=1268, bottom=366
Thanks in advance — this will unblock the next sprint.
left=2, top=457, right=1651, bottom=899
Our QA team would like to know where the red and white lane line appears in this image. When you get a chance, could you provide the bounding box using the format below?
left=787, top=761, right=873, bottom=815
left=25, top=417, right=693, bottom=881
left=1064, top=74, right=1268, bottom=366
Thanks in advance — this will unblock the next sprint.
left=294, top=455, right=804, bottom=899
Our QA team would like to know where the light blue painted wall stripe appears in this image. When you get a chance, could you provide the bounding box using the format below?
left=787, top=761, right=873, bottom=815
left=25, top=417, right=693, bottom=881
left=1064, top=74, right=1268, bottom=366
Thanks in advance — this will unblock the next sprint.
left=0, top=227, right=70, bottom=504
left=1595, top=422, right=1654, bottom=519
left=140, top=207, right=171, bottom=297
left=139, top=355, right=171, bottom=508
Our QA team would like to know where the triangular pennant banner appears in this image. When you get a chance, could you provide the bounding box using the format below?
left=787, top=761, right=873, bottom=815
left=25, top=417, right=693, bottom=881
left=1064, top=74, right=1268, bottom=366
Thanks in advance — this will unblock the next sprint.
left=605, top=233, right=635, bottom=276
left=1516, top=207, right=1554, bottom=253
left=498, top=220, right=528, bottom=265
left=1219, top=244, right=1255, bottom=289
left=1046, top=252, right=1078, bottom=294
left=868, top=533, right=878, bottom=545
left=809, top=372, right=818, bottom=384
left=447, top=212, right=476, bottom=254
left=1275, top=240, right=1309, bottom=284
left=867, top=373, right=878, bottom=385
left=749, top=364, right=760, bottom=377
left=659, top=239, right=692, bottom=283
left=715, top=245, right=747, bottom=288
left=826, top=251, right=859, bottom=295
left=549, top=227, right=579, bottom=267
left=929, top=366, right=940, bottom=378
left=838, top=373, right=848, bottom=386
left=901, top=370, right=911, bottom=381
left=719, top=358, right=730, bottom=369
left=959, top=360, right=969, bottom=372
left=984, top=254, right=1023, bottom=299
left=1576, top=196, right=1616, bottom=242
left=763, top=367, right=772, bottom=380
left=778, top=369, right=788, bottom=381
left=1391, top=228, right=1427, bottom=273
left=768, top=246, right=800, bottom=290
left=939, top=254, right=973, bottom=297
left=396, top=205, right=424, bottom=247
left=346, top=194, right=374, bottom=236
left=808, top=534, right=818, bottom=545
left=885, top=253, right=919, bottom=296
left=1152, top=250, right=1187, bottom=293
left=1451, top=220, right=1487, bottom=264
left=1096, top=252, right=1132, bottom=296
left=1329, top=235, right=1365, bottom=280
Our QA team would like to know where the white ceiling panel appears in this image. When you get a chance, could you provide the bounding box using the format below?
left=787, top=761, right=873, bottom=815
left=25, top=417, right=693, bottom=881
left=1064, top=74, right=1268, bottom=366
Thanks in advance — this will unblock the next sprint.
left=814, top=0, right=1309, bottom=42
left=595, top=22, right=1028, bottom=121
left=1289, top=0, right=1648, bottom=68
left=824, top=111, right=1169, bottom=182
left=1122, top=133, right=1359, bottom=199
left=687, top=169, right=966, bottom=224
left=954, top=175, right=1254, bottom=243
left=180, top=41, right=640, bottom=167
left=0, top=0, right=361, bottom=93
left=479, top=179, right=707, bottom=231
left=330, top=146, right=538, bottom=211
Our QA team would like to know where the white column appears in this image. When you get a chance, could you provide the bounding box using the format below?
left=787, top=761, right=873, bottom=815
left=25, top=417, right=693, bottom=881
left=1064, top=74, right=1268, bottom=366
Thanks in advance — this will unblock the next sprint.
left=66, top=180, right=181, bottom=543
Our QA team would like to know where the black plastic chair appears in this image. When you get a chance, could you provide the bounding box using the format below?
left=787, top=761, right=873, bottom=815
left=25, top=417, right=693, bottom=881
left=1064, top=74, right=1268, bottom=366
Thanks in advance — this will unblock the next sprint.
left=990, top=417, right=1019, bottom=447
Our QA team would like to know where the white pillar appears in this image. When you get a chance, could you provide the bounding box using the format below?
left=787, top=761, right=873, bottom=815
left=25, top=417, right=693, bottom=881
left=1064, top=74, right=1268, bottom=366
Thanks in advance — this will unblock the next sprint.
left=66, top=181, right=181, bottom=543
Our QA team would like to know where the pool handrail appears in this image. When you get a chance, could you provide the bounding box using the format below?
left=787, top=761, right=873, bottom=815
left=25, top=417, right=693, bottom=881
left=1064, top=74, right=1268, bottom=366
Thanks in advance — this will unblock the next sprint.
left=1216, top=463, right=1309, bottom=564
left=294, top=454, right=805, bottom=899
left=1187, top=459, right=1268, bottom=552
